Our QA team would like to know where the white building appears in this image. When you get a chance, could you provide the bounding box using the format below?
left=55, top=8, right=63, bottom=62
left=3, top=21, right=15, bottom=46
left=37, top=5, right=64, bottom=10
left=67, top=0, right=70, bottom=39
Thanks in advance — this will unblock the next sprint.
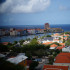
left=7, top=53, right=28, bottom=64
left=10, top=28, right=17, bottom=36
left=62, top=46, right=70, bottom=52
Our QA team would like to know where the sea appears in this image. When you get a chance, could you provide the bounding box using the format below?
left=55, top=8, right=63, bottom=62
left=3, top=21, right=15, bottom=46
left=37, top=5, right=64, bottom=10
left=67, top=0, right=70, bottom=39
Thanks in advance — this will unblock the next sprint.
left=0, top=24, right=70, bottom=43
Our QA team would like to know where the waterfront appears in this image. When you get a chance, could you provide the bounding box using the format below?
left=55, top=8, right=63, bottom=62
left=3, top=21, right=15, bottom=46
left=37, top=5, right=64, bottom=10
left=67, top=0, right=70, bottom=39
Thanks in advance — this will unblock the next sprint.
left=0, top=33, right=51, bottom=43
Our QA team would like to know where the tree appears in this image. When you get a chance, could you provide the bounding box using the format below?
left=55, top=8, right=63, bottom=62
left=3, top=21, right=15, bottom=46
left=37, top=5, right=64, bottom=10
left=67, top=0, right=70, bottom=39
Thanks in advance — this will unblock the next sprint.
left=19, top=39, right=25, bottom=45
left=48, top=56, right=54, bottom=65
left=13, top=41, right=18, bottom=45
left=63, top=39, right=65, bottom=43
left=29, top=61, right=39, bottom=70
left=53, top=42, right=61, bottom=46
left=59, top=37, right=61, bottom=40
left=66, top=39, right=70, bottom=46
left=46, top=35, right=51, bottom=37
left=29, top=38, right=38, bottom=45
left=0, top=44, right=9, bottom=52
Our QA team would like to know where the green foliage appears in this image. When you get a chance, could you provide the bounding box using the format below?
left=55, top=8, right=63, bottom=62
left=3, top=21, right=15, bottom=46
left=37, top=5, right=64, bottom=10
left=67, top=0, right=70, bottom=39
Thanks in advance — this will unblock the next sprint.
left=29, top=61, right=39, bottom=70
left=29, top=38, right=38, bottom=45
left=45, top=45, right=50, bottom=49
left=0, top=44, right=9, bottom=52
left=63, top=39, right=65, bottom=43
left=59, top=37, right=61, bottom=40
left=46, top=35, right=51, bottom=37
left=11, top=47, right=22, bottom=53
left=13, top=41, right=18, bottom=45
left=48, top=56, right=54, bottom=65
left=65, top=32, right=70, bottom=35
left=53, top=42, right=61, bottom=46
left=19, top=39, right=25, bottom=45
left=0, top=58, right=25, bottom=70
left=66, top=39, right=70, bottom=46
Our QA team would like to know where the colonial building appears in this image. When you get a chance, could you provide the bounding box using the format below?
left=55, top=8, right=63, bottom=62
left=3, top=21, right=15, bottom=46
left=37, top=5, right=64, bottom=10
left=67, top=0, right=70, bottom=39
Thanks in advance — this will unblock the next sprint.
left=44, top=23, right=50, bottom=29
left=53, top=52, right=70, bottom=67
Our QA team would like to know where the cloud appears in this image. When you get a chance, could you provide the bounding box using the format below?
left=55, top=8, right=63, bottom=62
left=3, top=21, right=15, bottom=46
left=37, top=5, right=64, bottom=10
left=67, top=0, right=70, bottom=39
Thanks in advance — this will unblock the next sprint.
left=59, top=5, right=70, bottom=11
left=0, top=0, right=50, bottom=13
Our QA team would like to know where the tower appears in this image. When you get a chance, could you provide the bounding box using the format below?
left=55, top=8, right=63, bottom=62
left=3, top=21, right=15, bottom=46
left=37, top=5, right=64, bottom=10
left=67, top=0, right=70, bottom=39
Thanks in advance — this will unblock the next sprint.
left=44, top=23, right=50, bottom=29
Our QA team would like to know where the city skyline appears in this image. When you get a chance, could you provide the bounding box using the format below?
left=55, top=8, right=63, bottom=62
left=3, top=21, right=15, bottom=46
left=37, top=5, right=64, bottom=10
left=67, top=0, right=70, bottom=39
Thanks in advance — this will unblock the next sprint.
left=0, top=0, right=70, bottom=26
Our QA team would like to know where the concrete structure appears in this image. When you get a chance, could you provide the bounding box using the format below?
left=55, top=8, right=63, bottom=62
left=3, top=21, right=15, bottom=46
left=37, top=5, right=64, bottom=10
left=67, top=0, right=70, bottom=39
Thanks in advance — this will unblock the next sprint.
left=42, top=37, right=54, bottom=43
left=62, top=46, right=70, bottom=52
left=27, top=29, right=36, bottom=34
left=7, top=53, right=28, bottom=69
left=16, top=29, right=23, bottom=36
left=36, top=29, right=44, bottom=34
left=41, top=37, right=62, bottom=44
left=0, top=29, right=6, bottom=36
left=44, top=23, right=50, bottom=29
left=10, top=28, right=17, bottom=36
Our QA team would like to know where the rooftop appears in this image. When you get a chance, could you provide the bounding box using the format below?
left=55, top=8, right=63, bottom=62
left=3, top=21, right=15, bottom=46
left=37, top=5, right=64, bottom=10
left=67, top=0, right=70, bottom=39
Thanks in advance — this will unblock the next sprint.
left=43, top=37, right=54, bottom=41
left=50, top=44, right=58, bottom=47
left=54, top=52, right=70, bottom=63
left=7, top=53, right=28, bottom=64
left=0, top=42, right=9, bottom=45
left=43, top=65, right=68, bottom=70
left=56, top=45, right=65, bottom=50
left=42, top=42, right=53, bottom=45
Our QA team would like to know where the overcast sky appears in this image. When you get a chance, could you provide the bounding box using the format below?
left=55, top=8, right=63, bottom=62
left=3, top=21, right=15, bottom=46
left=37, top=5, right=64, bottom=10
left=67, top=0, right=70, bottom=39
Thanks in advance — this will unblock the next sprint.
left=0, top=0, right=70, bottom=26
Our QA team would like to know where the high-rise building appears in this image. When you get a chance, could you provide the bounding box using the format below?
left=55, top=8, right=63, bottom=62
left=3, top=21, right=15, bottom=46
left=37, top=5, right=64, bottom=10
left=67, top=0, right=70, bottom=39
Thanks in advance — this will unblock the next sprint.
left=44, top=23, right=50, bottom=29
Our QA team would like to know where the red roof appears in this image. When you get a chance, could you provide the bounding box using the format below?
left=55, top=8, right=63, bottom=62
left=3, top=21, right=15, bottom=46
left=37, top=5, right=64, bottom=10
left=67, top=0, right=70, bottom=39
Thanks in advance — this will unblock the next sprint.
left=50, top=44, right=58, bottom=47
left=59, top=43, right=65, bottom=46
left=53, top=33, right=60, bottom=36
left=56, top=45, right=65, bottom=50
left=0, top=42, right=9, bottom=45
left=43, top=42, right=53, bottom=45
left=54, top=52, right=70, bottom=63
left=43, top=65, right=68, bottom=70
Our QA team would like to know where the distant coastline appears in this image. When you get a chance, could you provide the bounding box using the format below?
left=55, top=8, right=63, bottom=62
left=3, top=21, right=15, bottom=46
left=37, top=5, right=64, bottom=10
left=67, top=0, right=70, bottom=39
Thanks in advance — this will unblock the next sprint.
left=0, top=24, right=70, bottom=32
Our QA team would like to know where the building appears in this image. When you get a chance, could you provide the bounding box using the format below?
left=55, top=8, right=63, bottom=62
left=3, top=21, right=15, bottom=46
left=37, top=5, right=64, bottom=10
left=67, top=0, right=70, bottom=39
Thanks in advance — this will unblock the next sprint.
left=42, top=37, right=54, bottom=43
left=50, top=44, right=58, bottom=49
left=41, top=37, right=61, bottom=44
left=53, top=52, right=70, bottom=67
left=0, top=29, right=6, bottom=36
left=44, top=23, right=50, bottom=29
left=23, top=29, right=28, bottom=35
left=36, top=29, right=44, bottom=34
left=42, top=42, right=53, bottom=45
left=16, top=29, right=23, bottom=36
left=56, top=45, right=66, bottom=50
left=10, top=28, right=17, bottom=36
left=62, top=46, right=70, bottom=52
left=0, top=42, right=9, bottom=45
left=7, top=53, right=28, bottom=69
left=43, top=65, right=68, bottom=70
left=27, top=29, right=36, bottom=34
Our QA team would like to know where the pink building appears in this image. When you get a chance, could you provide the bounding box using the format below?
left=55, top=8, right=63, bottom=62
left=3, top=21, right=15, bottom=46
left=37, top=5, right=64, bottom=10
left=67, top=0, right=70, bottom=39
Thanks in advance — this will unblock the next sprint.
left=44, top=23, right=50, bottom=29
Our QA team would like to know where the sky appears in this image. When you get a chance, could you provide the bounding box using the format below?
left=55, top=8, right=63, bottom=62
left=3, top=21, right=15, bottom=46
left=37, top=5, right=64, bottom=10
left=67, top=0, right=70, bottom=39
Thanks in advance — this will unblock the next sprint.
left=0, top=0, right=70, bottom=26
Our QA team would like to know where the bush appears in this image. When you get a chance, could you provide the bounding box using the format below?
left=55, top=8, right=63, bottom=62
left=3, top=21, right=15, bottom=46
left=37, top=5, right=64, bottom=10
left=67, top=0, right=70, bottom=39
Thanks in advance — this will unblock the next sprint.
left=29, top=61, right=39, bottom=70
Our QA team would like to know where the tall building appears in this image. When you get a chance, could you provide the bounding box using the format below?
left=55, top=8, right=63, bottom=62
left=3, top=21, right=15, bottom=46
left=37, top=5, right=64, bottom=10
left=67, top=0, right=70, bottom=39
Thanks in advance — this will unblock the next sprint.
left=44, top=23, right=50, bottom=29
